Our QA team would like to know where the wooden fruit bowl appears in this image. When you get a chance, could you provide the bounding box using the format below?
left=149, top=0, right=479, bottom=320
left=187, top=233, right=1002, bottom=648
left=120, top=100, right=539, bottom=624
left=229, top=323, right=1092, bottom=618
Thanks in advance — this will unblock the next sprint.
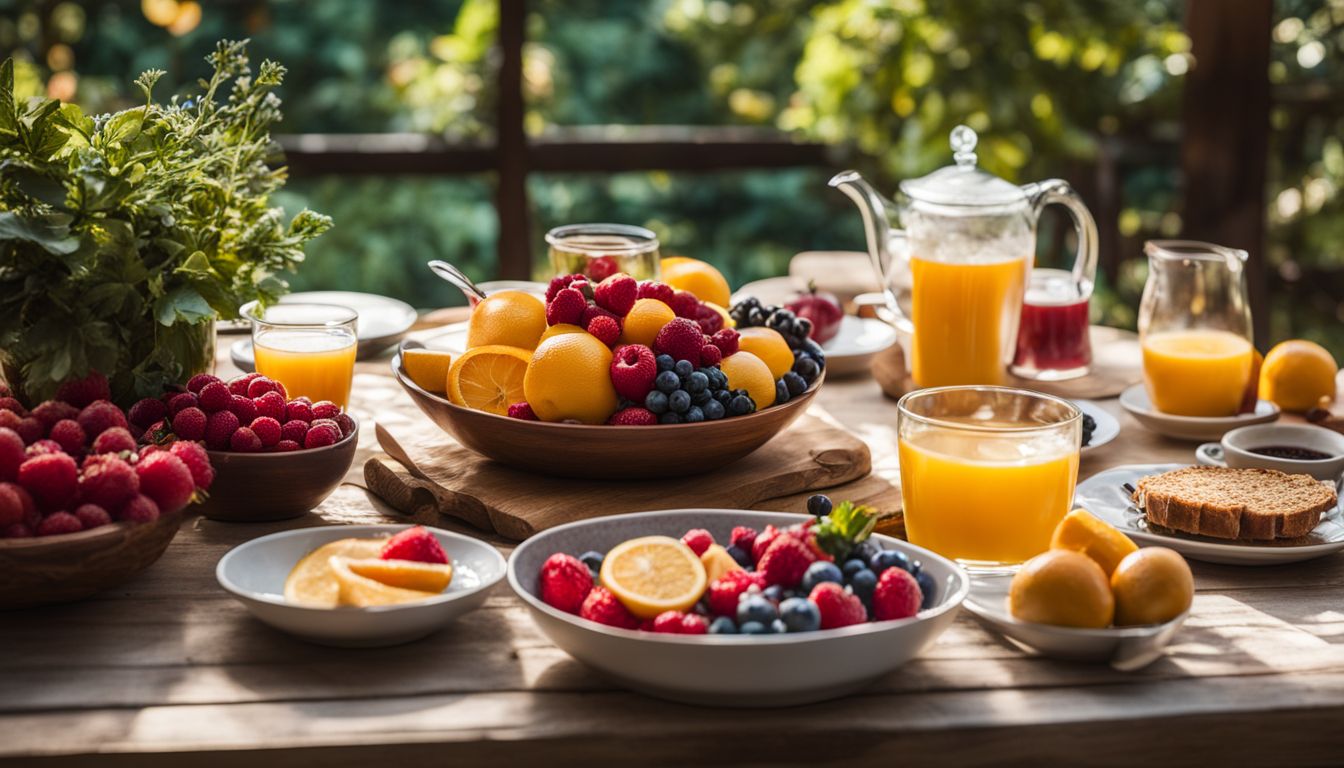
left=392, top=350, right=822, bottom=479
left=0, top=509, right=185, bottom=609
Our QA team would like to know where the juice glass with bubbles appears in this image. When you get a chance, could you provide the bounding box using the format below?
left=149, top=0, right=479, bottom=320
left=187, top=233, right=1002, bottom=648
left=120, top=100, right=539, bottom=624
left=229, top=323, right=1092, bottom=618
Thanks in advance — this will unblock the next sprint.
left=242, top=302, right=358, bottom=408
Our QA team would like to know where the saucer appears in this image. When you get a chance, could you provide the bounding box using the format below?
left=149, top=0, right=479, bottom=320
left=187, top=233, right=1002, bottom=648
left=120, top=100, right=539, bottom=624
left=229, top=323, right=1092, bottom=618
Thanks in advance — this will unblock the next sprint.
left=1119, top=384, right=1279, bottom=441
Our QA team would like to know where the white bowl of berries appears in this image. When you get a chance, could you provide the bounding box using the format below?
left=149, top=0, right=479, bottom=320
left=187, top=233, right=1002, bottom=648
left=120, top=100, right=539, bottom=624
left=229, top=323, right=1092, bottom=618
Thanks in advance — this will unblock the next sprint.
left=507, top=502, right=969, bottom=707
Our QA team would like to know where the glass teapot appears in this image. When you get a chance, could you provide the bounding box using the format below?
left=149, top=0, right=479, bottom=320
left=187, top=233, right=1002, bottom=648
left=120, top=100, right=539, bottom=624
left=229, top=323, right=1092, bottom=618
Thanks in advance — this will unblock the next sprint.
left=830, top=125, right=1098, bottom=387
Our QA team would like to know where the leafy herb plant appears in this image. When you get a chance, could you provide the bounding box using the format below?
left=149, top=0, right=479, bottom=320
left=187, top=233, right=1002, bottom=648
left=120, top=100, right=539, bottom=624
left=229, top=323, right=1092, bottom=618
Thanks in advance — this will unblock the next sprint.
left=0, top=40, right=330, bottom=403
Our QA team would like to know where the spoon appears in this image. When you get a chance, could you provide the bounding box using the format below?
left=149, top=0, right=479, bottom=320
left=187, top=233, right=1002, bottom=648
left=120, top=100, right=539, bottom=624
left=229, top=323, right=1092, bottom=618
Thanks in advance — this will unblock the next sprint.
left=428, top=260, right=488, bottom=304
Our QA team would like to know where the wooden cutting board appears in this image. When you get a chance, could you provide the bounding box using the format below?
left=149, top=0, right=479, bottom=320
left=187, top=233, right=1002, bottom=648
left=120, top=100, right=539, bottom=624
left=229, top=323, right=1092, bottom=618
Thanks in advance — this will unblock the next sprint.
left=365, top=411, right=880, bottom=541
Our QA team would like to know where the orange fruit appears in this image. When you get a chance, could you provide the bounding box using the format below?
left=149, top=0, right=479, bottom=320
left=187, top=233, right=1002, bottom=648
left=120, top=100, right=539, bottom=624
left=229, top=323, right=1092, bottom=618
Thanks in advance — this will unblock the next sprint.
left=736, top=327, right=794, bottom=379
left=540, top=323, right=586, bottom=344
left=600, top=535, right=708, bottom=619
left=402, top=348, right=453, bottom=393
left=1049, top=508, right=1138, bottom=577
left=523, top=333, right=618, bottom=424
left=447, top=345, right=532, bottom=415
left=1260, top=339, right=1338, bottom=412
left=720, top=350, right=776, bottom=408
left=467, top=290, right=546, bottom=350
left=661, top=257, right=731, bottom=307
left=620, top=298, right=676, bottom=347
left=346, top=557, right=454, bottom=593
left=1008, top=549, right=1114, bottom=629
left=699, top=544, right=743, bottom=583
left=284, top=538, right=385, bottom=607
left=329, top=556, right=439, bottom=607
left=1110, top=547, right=1193, bottom=626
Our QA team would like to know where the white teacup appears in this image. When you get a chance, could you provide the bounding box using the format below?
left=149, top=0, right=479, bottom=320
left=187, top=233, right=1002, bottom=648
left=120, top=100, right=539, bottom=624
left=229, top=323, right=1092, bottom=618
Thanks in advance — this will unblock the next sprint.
left=1197, top=424, right=1344, bottom=488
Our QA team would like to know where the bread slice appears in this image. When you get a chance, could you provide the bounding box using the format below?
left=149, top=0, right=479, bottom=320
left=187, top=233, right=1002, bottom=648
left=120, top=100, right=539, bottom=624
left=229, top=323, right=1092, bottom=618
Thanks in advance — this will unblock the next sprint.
left=1133, top=466, right=1337, bottom=540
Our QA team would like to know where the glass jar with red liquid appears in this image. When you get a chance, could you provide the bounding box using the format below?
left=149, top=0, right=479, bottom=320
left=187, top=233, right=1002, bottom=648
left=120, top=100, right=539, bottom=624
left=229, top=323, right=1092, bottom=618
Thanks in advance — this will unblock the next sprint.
left=1011, top=267, right=1094, bottom=381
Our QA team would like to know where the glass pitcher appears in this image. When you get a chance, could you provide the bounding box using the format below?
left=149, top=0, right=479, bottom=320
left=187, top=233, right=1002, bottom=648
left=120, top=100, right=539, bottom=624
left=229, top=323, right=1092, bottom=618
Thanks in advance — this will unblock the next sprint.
left=830, top=125, right=1098, bottom=387
left=1139, top=240, right=1255, bottom=417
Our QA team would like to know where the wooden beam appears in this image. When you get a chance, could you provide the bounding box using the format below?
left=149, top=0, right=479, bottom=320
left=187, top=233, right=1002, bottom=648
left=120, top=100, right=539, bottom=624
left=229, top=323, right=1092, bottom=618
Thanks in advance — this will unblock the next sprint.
left=495, top=0, right=531, bottom=280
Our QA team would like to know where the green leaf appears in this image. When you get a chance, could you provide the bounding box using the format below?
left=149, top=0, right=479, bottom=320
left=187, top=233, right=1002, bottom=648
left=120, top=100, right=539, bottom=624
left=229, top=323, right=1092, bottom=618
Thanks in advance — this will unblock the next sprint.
left=175, top=250, right=213, bottom=278
left=0, top=211, right=79, bottom=255
left=102, top=107, right=145, bottom=147
left=154, top=285, right=214, bottom=326
left=0, top=59, right=17, bottom=139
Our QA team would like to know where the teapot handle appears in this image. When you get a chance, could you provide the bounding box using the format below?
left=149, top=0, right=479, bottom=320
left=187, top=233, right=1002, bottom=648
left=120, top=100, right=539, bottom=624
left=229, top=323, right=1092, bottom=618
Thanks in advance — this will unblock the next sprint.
left=1025, top=179, right=1098, bottom=298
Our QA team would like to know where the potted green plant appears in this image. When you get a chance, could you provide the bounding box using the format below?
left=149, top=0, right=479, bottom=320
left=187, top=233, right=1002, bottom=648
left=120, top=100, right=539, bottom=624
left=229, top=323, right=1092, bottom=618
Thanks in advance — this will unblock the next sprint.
left=0, top=40, right=330, bottom=404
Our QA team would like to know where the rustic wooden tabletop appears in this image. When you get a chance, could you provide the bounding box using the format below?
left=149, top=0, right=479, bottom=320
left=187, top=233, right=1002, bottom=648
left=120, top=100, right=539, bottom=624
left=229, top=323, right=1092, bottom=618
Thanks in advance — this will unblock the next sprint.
left=3, top=330, right=1343, bottom=767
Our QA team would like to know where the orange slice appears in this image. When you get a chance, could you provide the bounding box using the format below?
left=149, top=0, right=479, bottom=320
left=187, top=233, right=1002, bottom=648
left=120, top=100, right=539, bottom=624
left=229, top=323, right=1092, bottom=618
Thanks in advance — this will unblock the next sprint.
left=284, top=538, right=385, bottom=608
left=330, top=556, right=440, bottom=607
left=699, top=543, right=743, bottom=583
left=447, top=345, right=532, bottom=415
left=346, top=557, right=453, bottom=593
left=599, top=535, right=708, bottom=619
left=1049, top=507, right=1138, bottom=577
left=402, top=348, right=454, bottom=393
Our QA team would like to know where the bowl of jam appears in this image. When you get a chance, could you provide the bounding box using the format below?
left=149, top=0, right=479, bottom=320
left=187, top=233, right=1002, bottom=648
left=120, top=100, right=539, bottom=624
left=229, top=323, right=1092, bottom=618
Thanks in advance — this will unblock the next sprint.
left=1197, top=424, right=1344, bottom=487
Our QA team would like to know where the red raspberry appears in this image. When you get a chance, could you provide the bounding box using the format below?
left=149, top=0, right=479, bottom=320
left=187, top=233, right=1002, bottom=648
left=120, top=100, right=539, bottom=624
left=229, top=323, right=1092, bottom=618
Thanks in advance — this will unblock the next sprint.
left=168, top=440, right=214, bottom=490
left=507, top=402, right=538, bottom=420
left=18, top=452, right=78, bottom=509
left=32, top=400, right=79, bottom=427
left=3, top=523, right=31, bottom=538
left=0, top=410, right=21, bottom=432
left=545, top=273, right=586, bottom=303
left=136, top=451, right=196, bottom=514
left=254, top=391, right=287, bottom=422
left=680, top=528, right=715, bottom=556
left=280, top=419, right=309, bottom=444
left=273, top=440, right=301, bottom=452
left=653, top=318, right=709, bottom=364
left=758, top=534, right=817, bottom=587
left=205, top=409, right=239, bottom=450
left=0, top=428, right=25, bottom=481
left=186, top=373, right=221, bottom=394
left=310, top=417, right=339, bottom=433
left=538, top=553, right=594, bottom=613
left=172, top=407, right=208, bottom=442
left=381, top=525, right=450, bottom=564
left=249, top=417, right=282, bottom=447
left=74, top=503, right=112, bottom=530
left=228, top=373, right=260, bottom=397
left=168, top=392, right=198, bottom=417
left=700, top=344, right=722, bottom=367
left=117, top=493, right=160, bottom=523
left=872, top=566, right=923, bottom=621
left=680, top=613, right=708, bottom=634
left=0, top=483, right=25, bottom=526
left=0, top=397, right=25, bottom=415
left=707, top=569, right=761, bottom=616
left=594, top=274, right=638, bottom=316
left=27, top=439, right=65, bottom=457
left=579, top=585, right=640, bottom=629
left=729, top=526, right=758, bottom=552
left=77, top=400, right=128, bottom=440
left=229, top=427, right=263, bottom=452
left=809, top=582, right=868, bottom=629
left=246, top=376, right=282, bottom=399
left=636, top=280, right=675, bottom=305
left=610, top=343, right=657, bottom=402
left=55, top=370, right=110, bottom=408
left=127, top=398, right=167, bottom=429
left=606, top=406, right=657, bottom=426
left=91, top=427, right=137, bottom=455
left=692, top=303, right=725, bottom=335
left=311, top=401, right=341, bottom=421
left=229, top=394, right=258, bottom=424
left=197, top=381, right=232, bottom=413
left=37, top=511, right=82, bottom=536
left=334, top=412, right=356, bottom=437
left=583, top=255, right=619, bottom=282
left=546, top=286, right=587, bottom=327
left=285, top=400, right=314, bottom=423
left=587, top=314, right=622, bottom=347
left=15, top=417, right=44, bottom=445
left=304, top=424, right=340, bottom=448
left=669, top=290, right=701, bottom=319
left=711, top=328, right=740, bottom=356
left=651, top=610, right=693, bottom=634
left=0, top=481, right=37, bottom=523
left=580, top=302, right=618, bottom=330
left=47, top=419, right=85, bottom=454
left=79, top=455, right=139, bottom=510
left=752, top=524, right=780, bottom=563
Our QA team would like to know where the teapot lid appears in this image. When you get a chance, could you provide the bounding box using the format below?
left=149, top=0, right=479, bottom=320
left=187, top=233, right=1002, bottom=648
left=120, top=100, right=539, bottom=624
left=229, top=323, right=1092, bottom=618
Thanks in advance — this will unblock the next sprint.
left=899, top=125, right=1026, bottom=207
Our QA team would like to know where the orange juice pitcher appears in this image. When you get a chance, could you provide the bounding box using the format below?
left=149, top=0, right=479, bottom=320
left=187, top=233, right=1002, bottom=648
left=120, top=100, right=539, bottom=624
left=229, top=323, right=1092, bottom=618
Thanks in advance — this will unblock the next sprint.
left=831, top=125, right=1098, bottom=387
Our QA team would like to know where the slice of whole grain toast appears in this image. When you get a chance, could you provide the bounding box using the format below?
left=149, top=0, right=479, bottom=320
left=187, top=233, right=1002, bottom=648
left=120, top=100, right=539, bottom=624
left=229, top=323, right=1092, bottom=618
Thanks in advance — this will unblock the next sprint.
left=1133, top=466, right=1337, bottom=540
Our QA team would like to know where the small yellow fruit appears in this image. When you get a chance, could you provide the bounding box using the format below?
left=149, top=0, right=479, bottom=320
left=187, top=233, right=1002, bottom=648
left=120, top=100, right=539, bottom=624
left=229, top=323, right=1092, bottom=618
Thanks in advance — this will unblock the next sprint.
left=467, top=290, right=547, bottom=350
left=1049, top=508, right=1138, bottom=577
left=523, top=333, right=618, bottom=424
left=447, top=345, right=532, bottom=415
left=661, top=257, right=732, bottom=307
left=330, top=556, right=439, bottom=607
left=699, top=544, right=743, bottom=583
left=620, top=298, right=676, bottom=347
left=1009, top=549, right=1114, bottom=629
left=540, top=323, right=586, bottom=344
left=600, top=535, right=708, bottom=619
left=1110, top=547, right=1193, bottom=626
left=736, top=327, right=794, bottom=379
left=1260, top=340, right=1338, bottom=413
left=284, top=538, right=385, bottom=608
left=402, top=348, right=454, bottom=394
left=720, top=350, right=776, bottom=409
left=345, top=558, right=454, bottom=593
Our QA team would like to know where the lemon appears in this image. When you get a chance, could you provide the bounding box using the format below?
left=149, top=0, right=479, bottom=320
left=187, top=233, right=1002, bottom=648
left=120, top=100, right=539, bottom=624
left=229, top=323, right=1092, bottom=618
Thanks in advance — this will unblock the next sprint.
left=284, top=538, right=385, bottom=608
left=1260, top=340, right=1338, bottom=413
left=1049, top=508, right=1138, bottom=577
left=330, top=556, right=440, bottom=607
left=661, top=257, right=732, bottom=307
left=402, top=348, right=454, bottom=394
left=1009, top=549, right=1114, bottom=629
left=720, top=350, right=776, bottom=409
left=600, top=535, right=708, bottom=619
left=346, top=557, right=453, bottom=593
left=620, top=298, right=676, bottom=347
left=737, top=327, right=794, bottom=379
left=447, top=345, right=532, bottom=415
left=524, top=333, right=618, bottom=424
left=467, top=290, right=547, bottom=350
left=1110, top=547, right=1193, bottom=626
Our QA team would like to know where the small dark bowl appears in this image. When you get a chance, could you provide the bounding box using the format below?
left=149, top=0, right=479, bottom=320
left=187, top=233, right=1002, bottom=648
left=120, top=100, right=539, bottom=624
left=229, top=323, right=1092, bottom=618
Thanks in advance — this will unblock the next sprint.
left=198, top=416, right=359, bottom=522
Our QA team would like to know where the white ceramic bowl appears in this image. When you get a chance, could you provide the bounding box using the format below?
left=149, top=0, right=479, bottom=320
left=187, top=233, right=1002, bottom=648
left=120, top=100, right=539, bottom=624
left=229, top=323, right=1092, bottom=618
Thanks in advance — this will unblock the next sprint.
left=217, top=524, right=506, bottom=647
left=508, top=509, right=969, bottom=707
left=1196, top=423, right=1344, bottom=486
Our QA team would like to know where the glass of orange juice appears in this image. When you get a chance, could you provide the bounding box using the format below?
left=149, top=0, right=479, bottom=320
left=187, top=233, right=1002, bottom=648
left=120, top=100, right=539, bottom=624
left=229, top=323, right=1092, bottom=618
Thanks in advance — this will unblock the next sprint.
left=241, top=302, right=358, bottom=407
left=897, top=386, right=1082, bottom=571
left=1138, top=240, right=1255, bottom=417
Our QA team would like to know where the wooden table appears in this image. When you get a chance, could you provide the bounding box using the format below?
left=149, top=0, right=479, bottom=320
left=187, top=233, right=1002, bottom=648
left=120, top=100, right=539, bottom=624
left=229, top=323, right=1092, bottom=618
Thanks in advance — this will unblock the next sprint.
left=4, top=337, right=1343, bottom=766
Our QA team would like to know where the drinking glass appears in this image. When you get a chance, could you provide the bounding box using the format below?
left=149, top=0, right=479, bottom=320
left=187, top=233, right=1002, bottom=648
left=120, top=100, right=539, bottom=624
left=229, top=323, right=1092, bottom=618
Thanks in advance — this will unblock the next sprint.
left=1010, top=265, right=1095, bottom=381
left=546, top=223, right=660, bottom=281
left=897, top=386, right=1081, bottom=571
left=241, top=302, right=358, bottom=408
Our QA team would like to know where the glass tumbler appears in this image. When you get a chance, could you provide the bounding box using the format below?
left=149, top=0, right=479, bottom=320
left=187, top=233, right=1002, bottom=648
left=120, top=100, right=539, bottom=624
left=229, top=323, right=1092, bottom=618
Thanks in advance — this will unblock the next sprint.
left=546, top=223, right=661, bottom=281
left=242, top=302, right=358, bottom=408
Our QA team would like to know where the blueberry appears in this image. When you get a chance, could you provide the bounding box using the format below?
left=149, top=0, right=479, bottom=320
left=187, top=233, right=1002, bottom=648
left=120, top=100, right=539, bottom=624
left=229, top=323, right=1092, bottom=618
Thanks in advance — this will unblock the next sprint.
left=737, top=594, right=778, bottom=625
left=915, top=568, right=937, bottom=610
left=685, top=405, right=705, bottom=423
left=704, top=399, right=725, bottom=420
left=674, top=359, right=694, bottom=379
left=774, top=379, right=791, bottom=404
left=851, top=540, right=879, bottom=565
left=871, top=549, right=912, bottom=574
left=778, top=597, right=822, bottom=632
left=739, top=620, right=769, bottom=635
left=794, top=317, right=814, bottom=339
left=669, top=389, right=691, bottom=414
left=801, top=561, right=844, bottom=593
left=659, top=411, right=682, bottom=425
left=578, top=550, right=604, bottom=577
left=769, top=618, right=789, bottom=634
left=713, top=389, right=732, bottom=404
left=644, top=390, right=669, bottom=414
left=767, top=309, right=796, bottom=331
left=692, top=389, right=712, bottom=405
left=800, top=338, right=826, bottom=364
left=655, top=370, right=680, bottom=393
left=708, top=616, right=738, bottom=634
left=725, top=544, right=753, bottom=568
left=656, top=354, right=675, bottom=372
left=707, top=368, right=727, bottom=389
left=728, top=395, right=754, bottom=416
left=841, top=558, right=868, bottom=579
left=687, top=371, right=709, bottom=393
left=783, top=371, right=807, bottom=396
left=747, top=308, right=768, bottom=326
left=910, top=559, right=923, bottom=575
left=793, top=356, right=820, bottom=381
left=849, top=568, right=877, bottom=601
left=762, top=584, right=786, bottom=603
left=807, top=494, right=832, bottom=518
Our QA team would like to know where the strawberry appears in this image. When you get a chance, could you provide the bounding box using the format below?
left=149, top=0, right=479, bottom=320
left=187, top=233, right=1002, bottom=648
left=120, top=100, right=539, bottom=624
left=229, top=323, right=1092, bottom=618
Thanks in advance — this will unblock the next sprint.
left=380, top=525, right=449, bottom=564
left=710, top=328, right=740, bottom=356
left=135, top=451, right=196, bottom=514
left=757, top=534, right=818, bottom=587
left=546, top=286, right=587, bottom=326
left=729, top=526, right=758, bottom=553
left=707, top=569, right=760, bottom=616
left=594, top=274, right=638, bottom=316
left=172, top=407, right=208, bottom=442
left=652, top=318, right=708, bottom=364
left=636, top=280, right=675, bottom=305
left=186, top=373, right=222, bottom=394
left=690, top=302, right=725, bottom=335
left=546, top=273, right=586, bottom=303
left=583, top=255, right=619, bottom=282
left=78, top=455, right=139, bottom=509
left=579, top=585, right=640, bottom=629
left=117, top=493, right=160, bottom=523
left=0, top=427, right=25, bottom=482
left=609, top=343, right=657, bottom=402
left=751, top=524, right=780, bottom=564
left=680, top=613, right=708, bottom=634
left=168, top=440, right=214, bottom=490
left=91, top=427, right=137, bottom=455
left=651, top=610, right=689, bottom=634
left=18, top=452, right=78, bottom=509
left=872, top=567, right=922, bottom=621
left=507, top=402, right=538, bottom=420
left=809, top=582, right=867, bottom=629
left=77, top=401, right=128, bottom=439
left=585, top=314, right=621, bottom=347
left=606, top=406, right=657, bottom=426
left=680, top=528, right=714, bottom=556
left=31, top=400, right=79, bottom=428
left=538, top=553, right=594, bottom=614
left=37, top=511, right=82, bottom=536
left=55, top=371, right=110, bottom=408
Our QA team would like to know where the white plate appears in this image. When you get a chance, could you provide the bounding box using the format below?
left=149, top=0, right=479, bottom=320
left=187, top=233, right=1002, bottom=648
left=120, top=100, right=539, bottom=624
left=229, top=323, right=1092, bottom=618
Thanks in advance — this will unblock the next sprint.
left=509, top=509, right=968, bottom=707
left=1119, top=384, right=1280, bottom=441
left=217, top=524, right=506, bottom=647
left=1075, top=463, right=1344, bottom=565
left=964, top=574, right=1187, bottom=670
left=820, top=315, right=898, bottom=377
left=1075, top=399, right=1120, bottom=453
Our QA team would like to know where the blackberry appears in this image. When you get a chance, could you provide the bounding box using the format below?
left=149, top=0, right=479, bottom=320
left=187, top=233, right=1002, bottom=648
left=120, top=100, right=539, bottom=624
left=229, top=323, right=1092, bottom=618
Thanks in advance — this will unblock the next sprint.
left=1081, top=413, right=1097, bottom=447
